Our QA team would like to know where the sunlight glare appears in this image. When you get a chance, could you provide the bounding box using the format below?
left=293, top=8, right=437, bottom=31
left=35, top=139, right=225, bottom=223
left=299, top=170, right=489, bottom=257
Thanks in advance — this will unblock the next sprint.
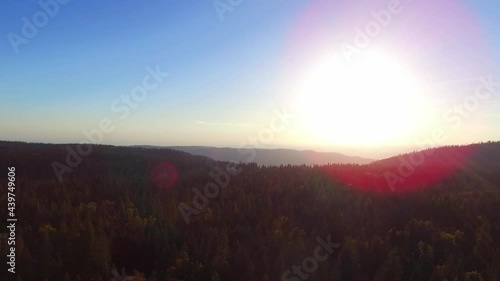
left=295, top=49, right=427, bottom=146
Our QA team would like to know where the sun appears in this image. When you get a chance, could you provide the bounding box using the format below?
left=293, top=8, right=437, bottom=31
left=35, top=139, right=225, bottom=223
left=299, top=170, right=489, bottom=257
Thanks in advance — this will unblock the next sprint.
left=294, top=49, right=427, bottom=146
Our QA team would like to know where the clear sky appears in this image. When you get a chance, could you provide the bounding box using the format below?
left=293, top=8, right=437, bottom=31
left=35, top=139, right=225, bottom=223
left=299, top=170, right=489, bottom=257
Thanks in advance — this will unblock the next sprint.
left=1, top=0, right=499, bottom=156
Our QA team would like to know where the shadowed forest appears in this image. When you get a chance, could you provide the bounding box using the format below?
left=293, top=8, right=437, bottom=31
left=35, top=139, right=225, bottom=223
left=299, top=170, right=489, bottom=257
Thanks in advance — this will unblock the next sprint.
left=1, top=141, right=500, bottom=281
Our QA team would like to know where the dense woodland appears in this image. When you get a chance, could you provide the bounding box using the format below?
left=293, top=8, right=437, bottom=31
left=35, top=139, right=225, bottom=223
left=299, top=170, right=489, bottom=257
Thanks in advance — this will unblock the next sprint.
left=1, top=141, right=500, bottom=281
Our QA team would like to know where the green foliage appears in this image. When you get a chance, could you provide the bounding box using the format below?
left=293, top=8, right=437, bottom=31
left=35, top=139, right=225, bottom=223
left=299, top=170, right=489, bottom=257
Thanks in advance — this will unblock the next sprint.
left=465, top=271, right=484, bottom=281
left=0, top=141, right=499, bottom=281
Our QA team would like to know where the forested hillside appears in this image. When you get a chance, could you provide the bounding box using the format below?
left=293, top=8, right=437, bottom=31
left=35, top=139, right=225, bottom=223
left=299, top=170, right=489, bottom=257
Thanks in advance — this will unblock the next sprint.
left=1, top=141, right=499, bottom=281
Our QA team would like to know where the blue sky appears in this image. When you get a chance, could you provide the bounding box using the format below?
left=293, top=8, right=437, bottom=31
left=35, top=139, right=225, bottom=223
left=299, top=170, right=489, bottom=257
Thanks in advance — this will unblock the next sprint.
left=1, top=0, right=499, bottom=154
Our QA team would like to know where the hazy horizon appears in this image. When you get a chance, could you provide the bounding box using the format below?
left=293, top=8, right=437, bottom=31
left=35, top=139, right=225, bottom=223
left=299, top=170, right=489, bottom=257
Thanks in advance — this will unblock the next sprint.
left=3, top=138, right=498, bottom=160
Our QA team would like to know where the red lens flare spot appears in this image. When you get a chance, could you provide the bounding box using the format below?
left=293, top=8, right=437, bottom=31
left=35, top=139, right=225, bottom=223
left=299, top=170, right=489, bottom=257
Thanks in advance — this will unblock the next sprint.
left=151, top=162, right=179, bottom=189
left=321, top=145, right=477, bottom=194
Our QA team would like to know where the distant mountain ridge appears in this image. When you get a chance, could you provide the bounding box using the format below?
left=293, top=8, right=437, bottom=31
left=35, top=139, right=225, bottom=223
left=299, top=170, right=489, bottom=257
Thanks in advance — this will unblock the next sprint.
left=145, top=146, right=375, bottom=165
